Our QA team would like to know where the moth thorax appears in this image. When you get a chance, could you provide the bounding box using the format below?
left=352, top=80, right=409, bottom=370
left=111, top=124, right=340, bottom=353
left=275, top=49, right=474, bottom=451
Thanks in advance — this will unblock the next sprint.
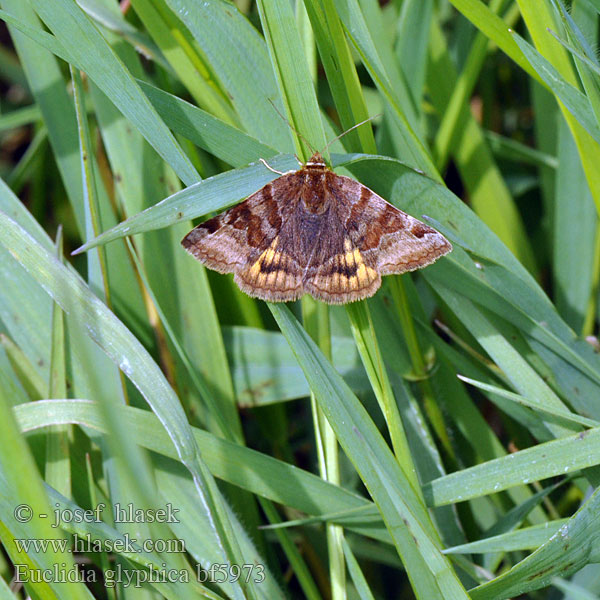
left=301, top=174, right=328, bottom=214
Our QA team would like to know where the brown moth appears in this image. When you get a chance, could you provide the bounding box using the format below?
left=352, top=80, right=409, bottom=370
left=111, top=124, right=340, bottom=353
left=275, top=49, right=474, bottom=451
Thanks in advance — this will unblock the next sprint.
left=181, top=152, right=452, bottom=304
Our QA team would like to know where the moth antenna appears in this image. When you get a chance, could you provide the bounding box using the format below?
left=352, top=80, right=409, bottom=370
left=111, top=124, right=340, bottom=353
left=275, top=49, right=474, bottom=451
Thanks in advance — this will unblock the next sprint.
left=267, top=98, right=318, bottom=156
left=322, top=114, right=381, bottom=154
left=259, top=158, right=286, bottom=176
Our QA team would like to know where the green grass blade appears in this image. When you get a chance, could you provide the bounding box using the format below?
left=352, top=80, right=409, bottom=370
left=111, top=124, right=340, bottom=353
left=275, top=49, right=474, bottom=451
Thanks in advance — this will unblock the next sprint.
left=342, top=538, right=376, bottom=600
left=458, top=375, right=599, bottom=428
left=433, top=0, right=509, bottom=171
left=424, top=426, right=600, bottom=506
left=1, top=0, right=85, bottom=234
left=346, top=302, right=421, bottom=491
left=517, top=0, right=600, bottom=217
left=470, top=486, right=600, bottom=599
left=0, top=393, right=92, bottom=599
left=71, top=153, right=298, bottom=254
left=162, top=0, right=293, bottom=151
left=303, top=0, right=376, bottom=153
left=444, top=520, right=567, bottom=554
left=130, top=0, right=237, bottom=124
left=269, top=303, right=470, bottom=600
left=0, top=104, right=41, bottom=132
left=334, top=0, right=440, bottom=177
left=138, top=80, right=277, bottom=167
left=45, top=230, right=71, bottom=497
left=0, top=210, right=255, bottom=599
left=256, top=0, right=326, bottom=160
left=427, top=19, right=537, bottom=272
left=396, top=0, right=434, bottom=113
left=30, top=0, right=199, bottom=186
left=15, top=399, right=391, bottom=544
left=553, top=119, right=597, bottom=333
left=484, top=130, right=558, bottom=168
left=447, top=0, right=542, bottom=84
left=512, top=31, right=600, bottom=145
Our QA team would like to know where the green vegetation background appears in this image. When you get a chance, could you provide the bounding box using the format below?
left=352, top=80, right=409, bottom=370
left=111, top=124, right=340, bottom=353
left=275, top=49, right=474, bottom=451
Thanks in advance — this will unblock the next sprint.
left=1, top=0, right=600, bottom=598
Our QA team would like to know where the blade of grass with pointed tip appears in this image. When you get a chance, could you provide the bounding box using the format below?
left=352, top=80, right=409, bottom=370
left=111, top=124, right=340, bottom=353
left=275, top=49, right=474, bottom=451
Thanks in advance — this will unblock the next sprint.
left=459, top=375, right=599, bottom=428
left=484, top=130, right=558, bottom=168
left=421, top=329, right=548, bottom=525
left=431, top=284, right=577, bottom=439
left=71, top=153, right=298, bottom=255
left=423, top=256, right=600, bottom=420
left=444, top=520, right=567, bottom=554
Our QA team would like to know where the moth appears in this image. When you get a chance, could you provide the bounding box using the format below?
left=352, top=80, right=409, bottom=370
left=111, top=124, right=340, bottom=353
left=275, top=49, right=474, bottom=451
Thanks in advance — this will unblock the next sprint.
left=181, top=151, right=451, bottom=304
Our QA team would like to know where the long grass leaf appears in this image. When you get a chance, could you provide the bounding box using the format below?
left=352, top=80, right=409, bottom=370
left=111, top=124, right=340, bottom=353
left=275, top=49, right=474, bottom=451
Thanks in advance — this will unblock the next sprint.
left=30, top=0, right=199, bottom=186
left=269, top=303, right=470, bottom=599
left=0, top=210, right=252, bottom=599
